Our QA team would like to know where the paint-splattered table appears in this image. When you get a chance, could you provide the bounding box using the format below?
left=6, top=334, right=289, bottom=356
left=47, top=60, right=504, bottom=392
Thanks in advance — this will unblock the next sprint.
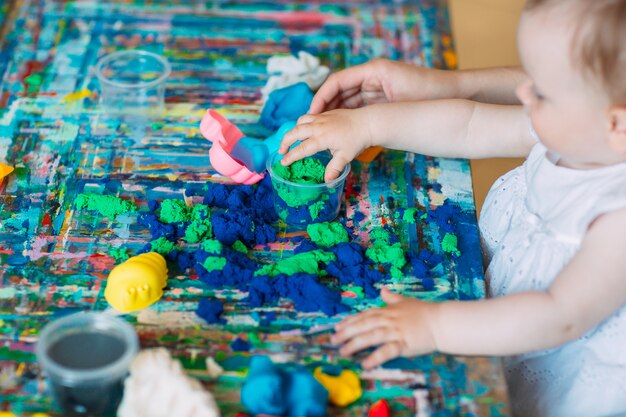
left=0, top=1, right=509, bottom=416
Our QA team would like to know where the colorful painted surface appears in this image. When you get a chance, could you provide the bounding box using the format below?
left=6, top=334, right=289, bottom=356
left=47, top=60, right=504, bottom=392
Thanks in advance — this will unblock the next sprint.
left=0, top=1, right=508, bottom=416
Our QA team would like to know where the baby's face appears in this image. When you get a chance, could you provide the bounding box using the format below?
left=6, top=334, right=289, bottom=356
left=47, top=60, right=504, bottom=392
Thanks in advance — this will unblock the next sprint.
left=516, top=6, right=619, bottom=168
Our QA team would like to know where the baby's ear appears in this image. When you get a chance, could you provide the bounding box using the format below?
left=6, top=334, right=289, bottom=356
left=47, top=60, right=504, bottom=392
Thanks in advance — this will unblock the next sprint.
left=607, top=106, right=626, bottom=156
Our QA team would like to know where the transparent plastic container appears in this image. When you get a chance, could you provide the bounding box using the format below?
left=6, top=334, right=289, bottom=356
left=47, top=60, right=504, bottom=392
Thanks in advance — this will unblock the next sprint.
left=267, top=151, right=350, bottom=228
left=35, top=312, right=139, bottom=416
left=96, top=50, right=171, bottom=116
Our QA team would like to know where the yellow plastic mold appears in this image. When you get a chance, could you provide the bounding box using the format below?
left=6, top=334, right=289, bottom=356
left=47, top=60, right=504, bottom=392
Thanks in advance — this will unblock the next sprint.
left=104, top=252, right=168, bottom=313
left=313, top=367, right=362, bottom=407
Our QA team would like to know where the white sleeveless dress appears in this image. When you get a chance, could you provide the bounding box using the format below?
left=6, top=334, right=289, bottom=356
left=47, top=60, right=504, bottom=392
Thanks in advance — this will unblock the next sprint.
left=479, top=142, right=626, bottom=417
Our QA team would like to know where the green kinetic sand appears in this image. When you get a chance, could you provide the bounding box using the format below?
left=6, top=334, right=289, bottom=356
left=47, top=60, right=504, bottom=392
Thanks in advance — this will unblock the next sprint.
left=159, top=199, right=191, bottom=224
left=185, top=204, right=213, bottom=243
left=272, top=158, right=327, bottom=208
left=366, top=227, right=407, bottom=269
left=203, top=256, right=227, bottom=272
left=232, top=240, right=249, bottom=254
left=306, top=222, right=349, bottom=248
left=202, top=239, right=223, bottom=254
left=271, top=156, right=343, bottom=225
left=271, top=158, right=325, bottom=185
left=75, top=193, right=137, bottom=219
left=441, top=232, right=461, bottom=256
left=150, top=237, right=176, bottom=255
left=254, top=250, right=336, bottom=277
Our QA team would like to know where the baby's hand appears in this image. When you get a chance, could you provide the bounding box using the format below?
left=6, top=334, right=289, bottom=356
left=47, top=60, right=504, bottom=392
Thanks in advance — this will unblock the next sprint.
left=331, top=288, right=437, bottom=369
left=278, top=108, right=373, bottom=182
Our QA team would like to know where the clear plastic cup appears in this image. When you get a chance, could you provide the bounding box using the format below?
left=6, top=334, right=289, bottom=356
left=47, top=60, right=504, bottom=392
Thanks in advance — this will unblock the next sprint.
left=96, top=50, right=171, bottom=116
left=35, top=312, right=139, bottom=416
left=267, top=151, right=350, bottom=228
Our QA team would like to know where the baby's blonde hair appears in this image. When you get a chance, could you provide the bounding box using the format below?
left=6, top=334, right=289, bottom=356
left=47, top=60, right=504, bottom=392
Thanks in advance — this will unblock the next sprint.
left=525, top=0, right=626, bottom=105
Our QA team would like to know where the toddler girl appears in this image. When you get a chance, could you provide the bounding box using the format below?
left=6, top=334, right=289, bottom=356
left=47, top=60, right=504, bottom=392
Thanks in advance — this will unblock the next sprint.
left=278, top=0, right=626, bottom=415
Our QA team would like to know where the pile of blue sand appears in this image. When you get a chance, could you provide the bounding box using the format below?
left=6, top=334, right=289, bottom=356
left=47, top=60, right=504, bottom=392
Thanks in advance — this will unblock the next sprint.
left=138, top=174, right=448, bottom=324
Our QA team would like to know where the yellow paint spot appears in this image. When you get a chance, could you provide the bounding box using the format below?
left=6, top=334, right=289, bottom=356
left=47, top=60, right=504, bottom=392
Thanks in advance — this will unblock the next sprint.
left=63, top=89, right=92, bottom=102
left=427, top=166, right=441, bottom=181
left=428, top=189, right=446, bottom=206
left=0, top=163, right=14, bottom=180
left=443, top=50, right=457, bottom=69
left=16, top=362, right=25, bottom=377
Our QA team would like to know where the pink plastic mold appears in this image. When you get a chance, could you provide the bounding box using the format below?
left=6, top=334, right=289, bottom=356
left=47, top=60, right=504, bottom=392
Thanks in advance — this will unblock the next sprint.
left=199, top=109, right=266, bottom=185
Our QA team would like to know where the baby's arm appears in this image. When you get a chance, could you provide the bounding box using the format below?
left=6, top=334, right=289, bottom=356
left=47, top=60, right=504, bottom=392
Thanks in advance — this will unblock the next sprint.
left=281, top=99, right=534, bottom=181
left=332, top=207, right=626, bottom=368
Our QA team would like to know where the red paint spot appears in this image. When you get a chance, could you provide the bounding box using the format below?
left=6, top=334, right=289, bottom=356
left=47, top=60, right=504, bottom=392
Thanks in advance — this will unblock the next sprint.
left=257, top=11, right=328, bottom=29
left=381, top=217, right=388, bottom=225
left=380, top=195, right=385, bottom=203
left=341, top=291, right=357, bottom=298
left=368, top=399, right=391, bottom=417
left=189, top=275, right=199, bottom=280
left=42, top=213, right=52, bottom=227
left=345, top=178, right=359, bottom=200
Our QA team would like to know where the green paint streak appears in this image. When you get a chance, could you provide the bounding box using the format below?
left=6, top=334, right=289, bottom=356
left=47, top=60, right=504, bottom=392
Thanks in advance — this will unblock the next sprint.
left=441, top=232, right=461, bottom=256
left=203, top=256, right=227, bottom=272
left=75, top=193, right=137, bottom=219
left=247, top=332, right=266, bottom=348
left=0, top=346, right=35, bottom=362
left=24, top=73, right=43, bottom=86
left=307, top=221, right=349, bottom=248
left=150, top=237, right=176, bottom=255
left=403, top=208, right=418, bottom=224
left=109, top=247, right=130, bottom=262
left=254, top=250, right=336, bottom=277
